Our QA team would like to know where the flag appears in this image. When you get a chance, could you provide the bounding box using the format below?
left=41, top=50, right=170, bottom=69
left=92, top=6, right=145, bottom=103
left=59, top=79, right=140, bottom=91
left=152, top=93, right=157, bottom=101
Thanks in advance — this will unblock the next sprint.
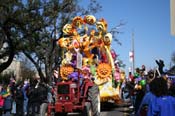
left=129, top=51, right=134, bottom=62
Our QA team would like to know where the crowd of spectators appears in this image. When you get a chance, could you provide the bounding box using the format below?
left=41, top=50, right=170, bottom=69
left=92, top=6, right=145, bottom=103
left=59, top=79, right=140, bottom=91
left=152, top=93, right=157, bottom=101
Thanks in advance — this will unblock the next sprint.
left=0, top=76, right=51, bottom=116
left=120, top=60, right=175, bottom=116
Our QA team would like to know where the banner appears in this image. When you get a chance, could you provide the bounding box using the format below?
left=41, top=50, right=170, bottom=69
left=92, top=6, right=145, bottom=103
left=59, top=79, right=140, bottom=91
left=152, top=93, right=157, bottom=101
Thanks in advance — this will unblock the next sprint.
left=76, top=52, right=82, bottom=69
left=129, top=51, right=134, bottom=62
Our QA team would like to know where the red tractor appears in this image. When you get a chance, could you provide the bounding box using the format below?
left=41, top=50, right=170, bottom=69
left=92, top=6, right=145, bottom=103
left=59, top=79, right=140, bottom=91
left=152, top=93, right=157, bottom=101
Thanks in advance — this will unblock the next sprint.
left=47, top=77, right=100, bottom=116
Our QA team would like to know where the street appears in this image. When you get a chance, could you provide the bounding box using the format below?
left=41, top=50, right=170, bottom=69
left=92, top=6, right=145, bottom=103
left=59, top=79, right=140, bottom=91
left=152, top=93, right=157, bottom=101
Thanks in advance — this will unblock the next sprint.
left=100, top=102, right=134, bottom=116
left=68, top=102, right=134, bottom=116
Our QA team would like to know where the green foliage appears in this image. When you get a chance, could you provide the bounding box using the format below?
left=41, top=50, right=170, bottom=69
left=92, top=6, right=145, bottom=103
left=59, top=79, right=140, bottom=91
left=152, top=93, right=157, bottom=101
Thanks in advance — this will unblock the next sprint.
left=0, top=0, right=102, bottom=82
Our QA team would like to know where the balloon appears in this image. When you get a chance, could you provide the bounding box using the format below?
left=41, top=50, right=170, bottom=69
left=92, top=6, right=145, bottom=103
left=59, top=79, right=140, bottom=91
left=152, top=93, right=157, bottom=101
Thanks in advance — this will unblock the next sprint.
left=140, top=79, right=146, bottom=86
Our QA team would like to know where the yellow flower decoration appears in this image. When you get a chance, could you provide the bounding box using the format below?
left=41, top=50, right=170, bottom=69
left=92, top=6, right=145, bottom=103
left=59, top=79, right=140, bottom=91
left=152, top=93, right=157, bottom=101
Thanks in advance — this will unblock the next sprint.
left=84, top=15, right=96, bottom=25
left=62, top=24, right=74, bottom=35
left=57, top=37, right=69, bottom=48
left=97, top=63, right=112, bottom=79
left=96, top=18, right=108, bottom=33
left=60, top=65, right=74, bottom=80
left=72, top=16, right=84, bottom=28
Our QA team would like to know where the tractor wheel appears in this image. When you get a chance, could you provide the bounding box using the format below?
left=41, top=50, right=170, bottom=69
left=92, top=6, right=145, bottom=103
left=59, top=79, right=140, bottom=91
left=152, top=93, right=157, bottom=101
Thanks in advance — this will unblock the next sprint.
left=87, top=84, right=101, bottom=116
left=39, top=103, right=48, bottom=116
left=83, top=102, right=93, bottom=116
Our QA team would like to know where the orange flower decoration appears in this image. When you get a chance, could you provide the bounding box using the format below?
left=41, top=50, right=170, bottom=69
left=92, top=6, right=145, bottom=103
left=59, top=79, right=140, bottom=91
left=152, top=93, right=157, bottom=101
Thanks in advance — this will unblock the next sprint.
left=62, top=24, right=74, bottom=35
left=57, top=37, right=69, bottom=48
left=96, top=18, right=108, bottom=32
left=97, top=63, right=112, bottom=79
left=60, top=65, right=74, bottom=80
left=84, top=15, right=96, bottom=25
left=72, top=16, right=84, bottom=28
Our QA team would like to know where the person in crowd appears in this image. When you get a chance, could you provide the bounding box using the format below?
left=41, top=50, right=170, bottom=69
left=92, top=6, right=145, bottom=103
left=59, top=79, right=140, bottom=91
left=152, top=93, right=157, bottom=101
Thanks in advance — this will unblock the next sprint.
left=129, top=72, right=134, bottom=82
left=8, top=78, right=18, bottom=115
left=2, top=84, right=12, bottom=116
left=15, top=82, right=24, bottom=116
left=121, top=78, right=130, bottom=101
left=22, top=79, right=30, bottom=116
left=0, top=84, right=4, bottom=115
left=10, top=81, right=17, bottom=115
left=136, top=73, right=156, bottom=116
left=28, top=77, right=40, bottom=115
left=147, top=77, right=175, bottom=116
left=53, top=69, right=62, bottom=84
left=133, top=67, right=146, bottom=114
left=27, top=77, right=48, bottom=116
left=0, top=95, right=4, bottom=115
left=155, top=59, right=165, bottom=75
left=125, top=73, right=135, bottom=109
left=47, top=85, right=54, bottom=103
left=134, top=81, right=146, bottom=114
left=167, top=76, right=175, bottom=97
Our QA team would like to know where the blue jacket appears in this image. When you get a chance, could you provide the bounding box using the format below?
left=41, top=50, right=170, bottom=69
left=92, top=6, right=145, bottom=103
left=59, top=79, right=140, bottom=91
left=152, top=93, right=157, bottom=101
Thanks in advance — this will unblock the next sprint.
left=148, top=96, right=175, bottom=116
left=137, top=92, right=156, bottom=116
left=22, top=83, right=29, bottom=100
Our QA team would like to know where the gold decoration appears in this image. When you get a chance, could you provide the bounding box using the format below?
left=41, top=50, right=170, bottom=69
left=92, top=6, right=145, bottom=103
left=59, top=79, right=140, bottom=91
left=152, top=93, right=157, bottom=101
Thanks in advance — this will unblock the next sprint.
left=103, top=33, right=112, bottom=46
left=72, top=16, right=84, bottom=28
left=96, top=18, right=108, bottom=33
left=57, top=37, right=69, bottom=48
left=62, top=24, right=75, bottom=35
left=84, top=15, right=96, bottom=25
left=60, top=65, right=74, bottom=80
left=96, top=63, right=112, bottom=79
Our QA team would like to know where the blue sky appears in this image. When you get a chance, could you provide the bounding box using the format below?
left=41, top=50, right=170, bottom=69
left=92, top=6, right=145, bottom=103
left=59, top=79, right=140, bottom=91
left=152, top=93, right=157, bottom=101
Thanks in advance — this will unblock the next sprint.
left=81, top=0, right=175, bottom=72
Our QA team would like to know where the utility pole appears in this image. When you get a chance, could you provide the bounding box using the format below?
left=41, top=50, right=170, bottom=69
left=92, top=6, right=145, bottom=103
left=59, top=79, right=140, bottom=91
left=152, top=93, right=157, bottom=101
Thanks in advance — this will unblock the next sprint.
left=171, top=0, right=175, bottom=36
left=132, top=32, right=135, bottom=75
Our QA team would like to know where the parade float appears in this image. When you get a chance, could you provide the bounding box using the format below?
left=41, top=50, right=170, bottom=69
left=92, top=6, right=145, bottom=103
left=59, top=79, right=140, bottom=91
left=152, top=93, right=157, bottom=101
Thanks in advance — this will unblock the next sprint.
left=57, top=15, right=123, bottom=104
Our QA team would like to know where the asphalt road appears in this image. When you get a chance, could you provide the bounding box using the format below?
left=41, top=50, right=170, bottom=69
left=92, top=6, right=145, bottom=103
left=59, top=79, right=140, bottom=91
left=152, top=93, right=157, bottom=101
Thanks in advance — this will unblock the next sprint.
left=100, top=102, right=134, bottom=116
left=68, top=102, right=134, bottom=116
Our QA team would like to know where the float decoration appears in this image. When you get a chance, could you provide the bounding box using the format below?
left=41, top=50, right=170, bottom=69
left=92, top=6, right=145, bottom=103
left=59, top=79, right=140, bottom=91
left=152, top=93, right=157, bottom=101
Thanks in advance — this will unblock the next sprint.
left=97, top=63, right=112, bottom=79
left=57, top=15, right=123, bottom=103
left=60, top=65, right=74, bottom=80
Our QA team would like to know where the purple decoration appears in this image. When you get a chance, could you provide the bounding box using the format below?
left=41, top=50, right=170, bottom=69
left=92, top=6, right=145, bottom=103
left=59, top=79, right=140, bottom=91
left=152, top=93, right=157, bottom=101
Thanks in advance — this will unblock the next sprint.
left=68, top=72, right=83, bottom=81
